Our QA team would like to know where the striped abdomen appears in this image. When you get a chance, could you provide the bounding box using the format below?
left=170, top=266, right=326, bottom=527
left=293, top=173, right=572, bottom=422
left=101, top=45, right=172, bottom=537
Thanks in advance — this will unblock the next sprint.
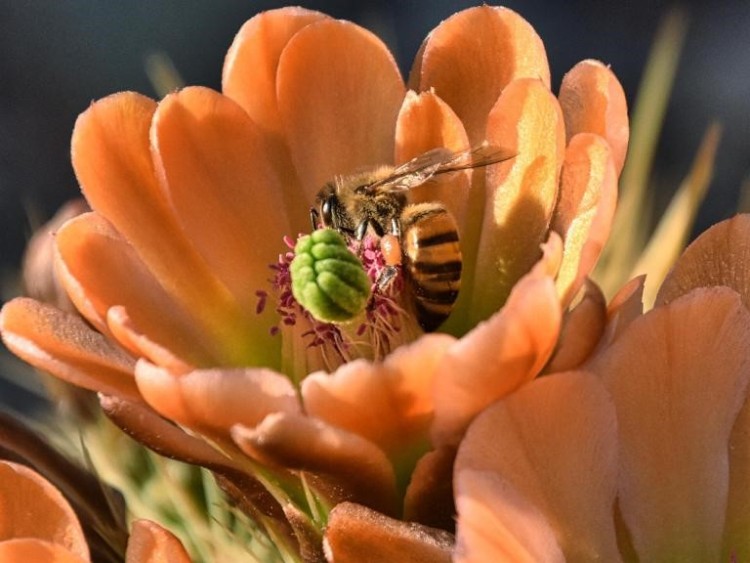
left=401, top=203, right=462, bottom=332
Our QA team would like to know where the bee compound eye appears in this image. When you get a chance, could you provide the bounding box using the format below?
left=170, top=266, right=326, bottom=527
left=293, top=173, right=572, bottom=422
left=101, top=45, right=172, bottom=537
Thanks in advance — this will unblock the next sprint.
left=321, top=198, right=334, bottom=226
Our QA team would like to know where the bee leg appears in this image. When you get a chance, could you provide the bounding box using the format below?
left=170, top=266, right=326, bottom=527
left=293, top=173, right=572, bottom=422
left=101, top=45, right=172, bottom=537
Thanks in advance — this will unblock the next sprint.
left=355, top=219, right=369, bottom=241
left=342, top=219, right=366, bottom=256
left=390, top=217, right=401, bottom=237
left=377, top=265, right=399, bottom=292
left=309, top=207, right=319, bottom=231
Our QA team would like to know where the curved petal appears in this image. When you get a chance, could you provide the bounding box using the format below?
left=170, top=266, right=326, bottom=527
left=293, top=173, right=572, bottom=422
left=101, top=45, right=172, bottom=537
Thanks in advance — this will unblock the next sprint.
left=724, top=396, right=750, bottom=560
left=559, top=60, right=629, bottom=174
left=0, top=298, right=139, bottom=400
left=99, top=395, right=237, bottom=470
left=403, top=446, right=456, bottom=531
left=656, top=214, right=750, bottom=308
left=302, top=334, right=455, bottom=458
left=595, top=275, right=645, bottom=352
left=552, top=133, right=618, bottom=305
left=126, top=519, right=191, bottom=563
left=588, top=287, right=750, bottom=560
left=723, top=381, right=750, bottom=562
left=545, top=279, right=607, bottom=373
left=0, top=412, right=128, bottom=550
left=232, top=414, right=399, bottom=517
left=455, top=373, right=621, bottom=560
left=222, top=7, right=328, bottom=135
left=0, top=539, right=88, bottom=563
left=56, top=213, right=215, bottom=367
left=22, top=198, right=88, bottom=313
left=454, top=470, right=564, bottom=563
left=277, top=18, right=405, bottom=201
left=135, top=361, right=301, bottom=435
left=394, top=90, right=472, bottom=233
left=106, top=306, right=193, bottom=374
left=151, top=87, right=289, bottom=323
left=100, top=394, right=287, bottom=525
left=409, top=5, right=550, bottom=145
left=324, top=502, right=453, bottom=563
left=0, top=461, right=89, bottom=560
left=470, top=78, right=565, bottom=324
left=222, top=7, right=329, bottom=231
left=71, top=92, right=254, bottom=367
left=432, top=269, right=561, bottom=447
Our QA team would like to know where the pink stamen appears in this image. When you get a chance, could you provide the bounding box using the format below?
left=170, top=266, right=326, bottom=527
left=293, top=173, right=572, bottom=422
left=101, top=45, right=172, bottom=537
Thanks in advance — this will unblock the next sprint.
left=258, top=233, right=405, bottom=363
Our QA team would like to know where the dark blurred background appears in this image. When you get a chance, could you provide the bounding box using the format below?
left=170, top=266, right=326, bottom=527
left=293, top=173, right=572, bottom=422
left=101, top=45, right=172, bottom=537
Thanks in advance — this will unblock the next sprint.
left=1, top=1, right=749, bottom=411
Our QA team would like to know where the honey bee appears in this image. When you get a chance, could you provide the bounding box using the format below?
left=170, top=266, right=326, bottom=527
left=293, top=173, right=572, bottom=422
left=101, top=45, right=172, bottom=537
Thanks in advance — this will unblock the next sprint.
left=310, top=146, right=513, bottom=331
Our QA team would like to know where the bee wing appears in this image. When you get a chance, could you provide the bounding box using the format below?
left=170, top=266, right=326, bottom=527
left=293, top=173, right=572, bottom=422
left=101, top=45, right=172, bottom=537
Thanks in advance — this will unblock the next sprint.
left=436, top=144, right=516, bottom=174
left=363, top=148, right=455, bottom=193
left=364, top=145, right=514, bottom=194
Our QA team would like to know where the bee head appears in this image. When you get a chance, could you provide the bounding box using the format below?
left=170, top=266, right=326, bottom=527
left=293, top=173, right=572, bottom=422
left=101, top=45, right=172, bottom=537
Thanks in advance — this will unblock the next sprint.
left=311, top=182, right=354, bottom=234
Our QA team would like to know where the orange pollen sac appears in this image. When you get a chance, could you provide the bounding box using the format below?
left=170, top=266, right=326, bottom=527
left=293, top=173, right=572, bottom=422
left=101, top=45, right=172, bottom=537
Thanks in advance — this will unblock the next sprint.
left=380, top=234, right=402, bottom=267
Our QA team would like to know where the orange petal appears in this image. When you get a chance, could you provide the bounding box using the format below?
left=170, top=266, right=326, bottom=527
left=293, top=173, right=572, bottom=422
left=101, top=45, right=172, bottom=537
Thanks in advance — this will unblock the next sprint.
left=223, top=7, right=328, bottom=135
left=55, top=213, right=215, bottom=367
left=394, top=90, right=472, bottom=232
left=232, top=414, right=399, bottom=517
left=281, top=502, right=324, bottom=562
left=656, top=214, right=750, bottom=308
left=403, top=446, right=457, bottom=531
left=530, top=231, right=564, bottom=279
left=277, top=18, right=405, bottom=201
left=454, top=469, right=565, bottom=563
left=22, top=198, right=88, bottom=313
left=106, top=306, right=193, bottom=374
left=394, top=90, right=471, bottom=163
left=595, top=275, right=645, bottom=351
left=324, top=502, right=453, bottom=563
left=222, top=8, right=329, bottom=231
left=99, top=394, right=235, bottom=470
left=99, top=394, right=286, bottom=524
left=71, top=92, right=254, bottom=367
left=559, top=60, right=629, bottom=174
left=552, top=133, right=618, bottom=305
left=0, top=412, right=128, bottom=547
left=432, top=269, right=561, bottom=447
left=724, top=396, right=750, bottom=560
left=151, top=86, right=289, bottom=323
left=126, top=519, right=191, bottom=563
left=135, top=361, right=300, bottom=435
left=410, top=6, right=550, bottom=145
left=0, top=461, right=89, bottom=560
left=0, top=298, right=139, bottom=400
left=588, top=287, right=750, bottom=560
left=0, top=539, right=88, bottom=563
left=545, top=279, right=607, bottom=373
left=302, top=334, right=455, bottom=458
left=470, top=78, right=565, bottom=323
left=455, top=373, right=620, bottom=560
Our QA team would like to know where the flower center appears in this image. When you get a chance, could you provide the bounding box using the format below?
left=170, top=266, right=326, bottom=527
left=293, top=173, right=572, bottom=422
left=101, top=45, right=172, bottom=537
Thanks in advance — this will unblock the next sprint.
left=259, top=234, right=416, bottom=380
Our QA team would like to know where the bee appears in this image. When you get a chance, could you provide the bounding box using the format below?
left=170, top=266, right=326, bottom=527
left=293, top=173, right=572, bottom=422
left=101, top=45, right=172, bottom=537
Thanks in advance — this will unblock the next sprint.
left=310, top=146, right=512, bottom=332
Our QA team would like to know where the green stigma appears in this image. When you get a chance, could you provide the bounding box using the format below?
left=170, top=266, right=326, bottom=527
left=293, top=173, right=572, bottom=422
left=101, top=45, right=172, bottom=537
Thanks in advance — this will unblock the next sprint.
left=290, top=229, right=372, bottom=323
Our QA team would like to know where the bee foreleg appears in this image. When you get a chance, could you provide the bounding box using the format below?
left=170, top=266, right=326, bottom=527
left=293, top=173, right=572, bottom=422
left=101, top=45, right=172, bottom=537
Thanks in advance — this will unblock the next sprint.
left=310, top=207, right=319, bottom=231
left=355, top=219, right=369, bottom=241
